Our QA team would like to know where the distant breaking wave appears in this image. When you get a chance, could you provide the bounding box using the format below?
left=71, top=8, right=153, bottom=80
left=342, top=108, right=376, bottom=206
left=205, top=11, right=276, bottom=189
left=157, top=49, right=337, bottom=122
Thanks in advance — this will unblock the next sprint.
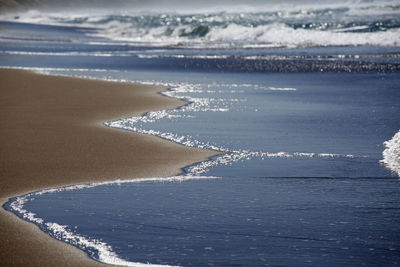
left=96, top=22, right=400, bottom=48
left=2, top=1, right=400, bottom=48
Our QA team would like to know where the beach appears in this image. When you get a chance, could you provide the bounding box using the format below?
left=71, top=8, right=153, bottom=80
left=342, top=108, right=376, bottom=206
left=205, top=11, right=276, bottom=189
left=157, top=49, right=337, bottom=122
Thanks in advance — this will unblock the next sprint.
left=1, top=1, right=400, bottom=265
left=0, top=68, right=218, bottom=266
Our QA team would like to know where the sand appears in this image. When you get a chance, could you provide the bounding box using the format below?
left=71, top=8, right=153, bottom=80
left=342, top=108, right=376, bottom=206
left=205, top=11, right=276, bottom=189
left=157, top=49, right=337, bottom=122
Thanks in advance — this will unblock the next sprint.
left=0, top=68, right=218, bottom=266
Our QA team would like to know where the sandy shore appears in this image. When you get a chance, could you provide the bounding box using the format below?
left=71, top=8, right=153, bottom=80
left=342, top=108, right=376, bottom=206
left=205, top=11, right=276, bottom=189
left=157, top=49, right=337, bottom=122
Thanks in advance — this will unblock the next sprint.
left=0, top=68, right=218, bottom=266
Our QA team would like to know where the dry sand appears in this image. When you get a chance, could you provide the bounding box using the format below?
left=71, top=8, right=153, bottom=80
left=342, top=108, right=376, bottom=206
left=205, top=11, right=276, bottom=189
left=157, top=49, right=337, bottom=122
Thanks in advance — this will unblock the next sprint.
left=0, top=68, right=218, bottom=266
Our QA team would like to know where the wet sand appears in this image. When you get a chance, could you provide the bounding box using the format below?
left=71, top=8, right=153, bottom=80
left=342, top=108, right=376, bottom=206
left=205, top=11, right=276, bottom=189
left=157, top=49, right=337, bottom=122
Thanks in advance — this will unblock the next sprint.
left=0, top=68, right=218, bottom=266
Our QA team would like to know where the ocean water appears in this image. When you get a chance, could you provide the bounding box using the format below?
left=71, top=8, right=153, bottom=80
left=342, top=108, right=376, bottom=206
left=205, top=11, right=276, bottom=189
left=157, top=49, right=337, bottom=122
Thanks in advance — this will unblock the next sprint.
left=1, top=1, right=400, bottom=266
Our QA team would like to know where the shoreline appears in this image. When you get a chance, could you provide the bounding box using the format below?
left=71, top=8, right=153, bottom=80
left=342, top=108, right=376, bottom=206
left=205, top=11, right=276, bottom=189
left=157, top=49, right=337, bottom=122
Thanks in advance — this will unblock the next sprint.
left=0, top=68, right=219, bottom=266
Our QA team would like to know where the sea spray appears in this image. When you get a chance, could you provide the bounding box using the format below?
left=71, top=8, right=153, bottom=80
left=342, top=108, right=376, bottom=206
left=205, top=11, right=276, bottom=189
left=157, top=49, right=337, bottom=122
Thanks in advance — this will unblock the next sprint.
left=381, top=130, right=400, bottom=177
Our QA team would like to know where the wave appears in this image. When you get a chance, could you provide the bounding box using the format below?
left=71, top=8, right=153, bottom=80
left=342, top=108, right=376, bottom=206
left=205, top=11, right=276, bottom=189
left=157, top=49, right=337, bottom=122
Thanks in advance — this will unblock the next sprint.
left=2, top=1, right=400, bottom=48
left=88, top=21, right=399, bottom=48
left=381, top=130, right=400, bottom=177
left=68, top=12, right=400, bottom=48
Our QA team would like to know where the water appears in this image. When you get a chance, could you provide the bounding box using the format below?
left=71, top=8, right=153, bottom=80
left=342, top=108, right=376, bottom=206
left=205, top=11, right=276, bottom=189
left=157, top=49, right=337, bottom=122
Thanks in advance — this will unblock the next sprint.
left=14, top=177, right=400, bottom=266
left=1, top=0, right=400, bottom=266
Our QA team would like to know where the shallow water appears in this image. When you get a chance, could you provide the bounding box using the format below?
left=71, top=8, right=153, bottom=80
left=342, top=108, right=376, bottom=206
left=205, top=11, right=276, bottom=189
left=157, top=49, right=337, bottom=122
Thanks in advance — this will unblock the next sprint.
left=6, top=70, right=400, bottom=266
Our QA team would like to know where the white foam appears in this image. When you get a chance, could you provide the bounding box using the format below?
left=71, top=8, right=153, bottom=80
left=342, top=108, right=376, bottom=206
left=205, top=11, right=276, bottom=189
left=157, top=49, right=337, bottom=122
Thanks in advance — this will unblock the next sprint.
left=266, top=87, right=297, bottom=91
left=0, top=66, right=110, bottom=73
left=381, top=130, right=400, bottom=177
left=0, top=51, right=122, bottom=57
left=84, top=21, right=400, bottom=48
left=206, top=23, right=400, bottom=48
left=187, top=150, right=359, bottom=175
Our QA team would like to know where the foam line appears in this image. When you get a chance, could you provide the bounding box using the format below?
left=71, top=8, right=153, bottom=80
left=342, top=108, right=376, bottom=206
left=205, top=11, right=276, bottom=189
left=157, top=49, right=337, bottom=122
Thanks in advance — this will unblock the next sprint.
left=5, top=176, right=219, bottom=267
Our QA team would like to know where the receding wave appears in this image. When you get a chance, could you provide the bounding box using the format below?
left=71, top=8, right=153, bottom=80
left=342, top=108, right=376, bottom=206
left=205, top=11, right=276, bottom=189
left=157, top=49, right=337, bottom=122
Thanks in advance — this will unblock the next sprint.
left=105, top=80, right=362, bottom=176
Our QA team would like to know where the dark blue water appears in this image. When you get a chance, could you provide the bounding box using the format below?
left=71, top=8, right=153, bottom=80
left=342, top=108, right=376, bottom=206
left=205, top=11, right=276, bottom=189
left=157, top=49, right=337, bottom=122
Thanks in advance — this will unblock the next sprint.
left=22, top=177, right=400, bottom=266
left=1, top=20, right=399, bottom=73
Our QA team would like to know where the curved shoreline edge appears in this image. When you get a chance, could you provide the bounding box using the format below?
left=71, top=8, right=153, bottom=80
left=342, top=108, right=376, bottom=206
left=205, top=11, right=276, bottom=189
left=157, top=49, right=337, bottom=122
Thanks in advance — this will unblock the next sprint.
left=3, top=176, right=221, bottom=267
left=0, top=68, right=219, bottom=266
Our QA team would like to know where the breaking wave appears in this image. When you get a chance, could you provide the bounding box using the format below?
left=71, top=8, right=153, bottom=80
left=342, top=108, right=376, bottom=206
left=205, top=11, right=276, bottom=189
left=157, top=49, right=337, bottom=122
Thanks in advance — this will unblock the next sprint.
left=96, top=22, right=400, bottom=48
left=2, top=0, right=400, bottom=48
